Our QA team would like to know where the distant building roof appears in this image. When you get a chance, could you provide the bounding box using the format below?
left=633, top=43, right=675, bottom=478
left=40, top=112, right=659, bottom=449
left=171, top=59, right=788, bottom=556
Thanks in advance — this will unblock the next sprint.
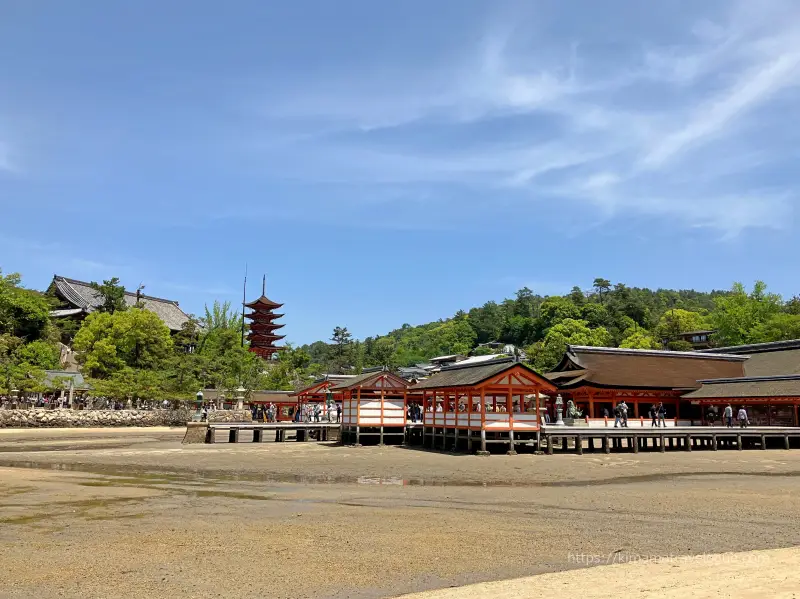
left=677, top=330, right=715, bottom=336
left=50, top=308, right=87, bottom=318
left=454, top=354, right=510, bottom=367
left=428, top=354, right=466, bottom=364
left=683, top=375, right=800, bottom=400
left=50, top=275, right=191, bottom=332
left=547, top=345, right=748, bottom=390
left=398, top=366, right=430, bottom=380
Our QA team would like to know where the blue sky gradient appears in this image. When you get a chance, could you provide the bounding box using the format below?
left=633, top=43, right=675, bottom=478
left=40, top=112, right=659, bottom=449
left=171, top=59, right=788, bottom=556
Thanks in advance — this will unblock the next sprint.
left=2, top=0, right=799, bottom=344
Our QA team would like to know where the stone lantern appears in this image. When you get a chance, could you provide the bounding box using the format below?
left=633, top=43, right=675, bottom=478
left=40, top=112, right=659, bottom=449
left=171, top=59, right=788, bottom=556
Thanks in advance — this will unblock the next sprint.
left=235, top=386, right=246, bottom=411
left=194, top=390, right=204, bottom=421
left=554, top=394, right=565, bottom=426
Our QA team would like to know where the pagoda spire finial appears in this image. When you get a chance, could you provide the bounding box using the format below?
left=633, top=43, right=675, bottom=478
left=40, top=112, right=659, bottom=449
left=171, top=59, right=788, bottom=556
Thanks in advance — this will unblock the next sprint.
left=262, top=274, right=266, bottom=296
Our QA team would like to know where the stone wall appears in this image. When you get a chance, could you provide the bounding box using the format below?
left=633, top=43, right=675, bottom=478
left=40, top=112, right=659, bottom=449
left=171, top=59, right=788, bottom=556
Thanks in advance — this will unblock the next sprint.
left=0, top=409, right=252, bottom=428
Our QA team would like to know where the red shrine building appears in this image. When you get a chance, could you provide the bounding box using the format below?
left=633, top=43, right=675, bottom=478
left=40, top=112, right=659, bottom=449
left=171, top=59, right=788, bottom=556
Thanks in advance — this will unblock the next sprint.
left=545, top=346, right=746, bottom=421
left=244, top=279, right=285, bottom=360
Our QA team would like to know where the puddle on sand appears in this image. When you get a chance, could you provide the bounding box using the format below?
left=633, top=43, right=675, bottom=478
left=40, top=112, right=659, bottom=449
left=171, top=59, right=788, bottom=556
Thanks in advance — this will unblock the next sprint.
left=2, top=459, right=800, bottom=489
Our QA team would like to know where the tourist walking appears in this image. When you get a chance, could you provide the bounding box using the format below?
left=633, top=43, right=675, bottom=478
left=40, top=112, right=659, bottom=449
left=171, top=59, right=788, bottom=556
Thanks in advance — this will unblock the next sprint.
left=613, top=404, right=622, bottom=428
left=335, top=402, right=341, bottom=423
left=724, top=404, right=733, bottom=427
left=649, top=404, right=657, bottom=427
left=738, top=407, right=749, bottom=428
left=619, top=401, right=629, bottom=427
left=657, top=402, right=666, bottom=427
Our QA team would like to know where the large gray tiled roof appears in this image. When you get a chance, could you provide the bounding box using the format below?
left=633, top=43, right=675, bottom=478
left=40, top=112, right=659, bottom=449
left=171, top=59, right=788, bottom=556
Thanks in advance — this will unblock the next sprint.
left=683, top=375, right=800, bottom=399
left=547, top=345, right=748, bottom=390
left=698, top=340, right=800, bottom=377
left=50, top=275, right=191, bottom=332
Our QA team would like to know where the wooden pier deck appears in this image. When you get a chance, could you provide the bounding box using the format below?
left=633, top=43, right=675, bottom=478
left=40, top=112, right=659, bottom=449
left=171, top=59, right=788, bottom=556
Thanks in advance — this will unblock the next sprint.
left=183, top=421, right=342, bottom=444
left=541, top=425, right=800, bottom=454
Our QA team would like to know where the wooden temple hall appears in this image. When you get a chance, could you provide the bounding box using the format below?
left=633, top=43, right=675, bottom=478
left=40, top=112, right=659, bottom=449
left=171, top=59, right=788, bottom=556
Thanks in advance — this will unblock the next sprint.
left=546, top=342, right=800, bottom=426
left=413, top=358, right=557, bottom=454
left=545, top=346, right=747, bottom=423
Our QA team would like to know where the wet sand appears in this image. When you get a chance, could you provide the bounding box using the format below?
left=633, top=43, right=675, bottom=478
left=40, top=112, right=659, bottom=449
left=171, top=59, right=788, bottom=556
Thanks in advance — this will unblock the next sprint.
left=1, top=428, right=800, bottom=598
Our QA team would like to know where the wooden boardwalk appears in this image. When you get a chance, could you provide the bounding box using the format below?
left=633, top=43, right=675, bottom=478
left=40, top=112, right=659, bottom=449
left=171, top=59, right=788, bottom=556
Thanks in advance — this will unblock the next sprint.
left=184, top=421, right=800, bottom=453
left=541, top=425, right=800, bottom=454
left=189, top=422, right=342, bottom=444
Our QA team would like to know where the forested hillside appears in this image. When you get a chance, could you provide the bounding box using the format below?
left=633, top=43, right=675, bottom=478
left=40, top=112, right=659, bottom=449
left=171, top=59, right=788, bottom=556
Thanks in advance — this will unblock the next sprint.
left=301, top=279, right=800, bottom=373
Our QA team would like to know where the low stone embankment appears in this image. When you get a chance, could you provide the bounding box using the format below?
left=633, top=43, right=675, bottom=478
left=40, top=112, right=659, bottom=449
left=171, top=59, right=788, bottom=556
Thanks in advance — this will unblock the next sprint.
left=0, top=409, right=252, bottom=428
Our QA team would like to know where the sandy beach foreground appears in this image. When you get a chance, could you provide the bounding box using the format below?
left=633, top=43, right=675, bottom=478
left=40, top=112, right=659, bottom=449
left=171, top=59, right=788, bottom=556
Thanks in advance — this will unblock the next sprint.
left=1, top=428, right=800, bottom=598
left=398, top=546, right=800, bottom=598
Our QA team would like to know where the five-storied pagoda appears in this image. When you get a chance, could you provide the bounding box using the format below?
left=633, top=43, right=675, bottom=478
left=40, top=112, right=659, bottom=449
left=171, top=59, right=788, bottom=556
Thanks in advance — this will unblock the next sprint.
left=244, top=275, right=285, bottom=359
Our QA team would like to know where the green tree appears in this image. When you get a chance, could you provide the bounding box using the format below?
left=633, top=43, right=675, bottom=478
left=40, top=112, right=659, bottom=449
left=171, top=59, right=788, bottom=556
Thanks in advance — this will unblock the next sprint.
left=619, top=330, right=660, bottom=349
left=539, top=296, right=581, bottom=330
left=514, top=287, right=538, bottom=318
left=580, top=303, right=611, bottom=329
left=89, top=277, right=127, bottom=314
left=750, top=314, right=800, bottom=343
left=568, top=286, right=586, bottom=306
left=785, top=296, right=800, bottom=316
left=202, top=300, right=243, bottom=332
left=667, top=340, right=695, bottom=351
left=13, top=339, right=60, bottom=370
left=372, top=337, right=397, bottom=368
left=468, top=301, right=504, bottom=344
left=0, top=270, right=51, bottom=340
left=530, top=319, right=612, bottom=371
left=593, top=278, right=612, bottom=304
left=73, top=308, right=173, bottom=377
left=0, top=334, right=46, bottom=395
left=329, top=326, right=353, bottom=373
left=710, top=281, right=782, bottom=346
left=655, top=309, right=710, bottom=342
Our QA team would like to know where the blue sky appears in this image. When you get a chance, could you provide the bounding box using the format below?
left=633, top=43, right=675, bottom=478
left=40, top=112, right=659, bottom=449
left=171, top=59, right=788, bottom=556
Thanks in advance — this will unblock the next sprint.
left=2, top=0, right=799, bottom=345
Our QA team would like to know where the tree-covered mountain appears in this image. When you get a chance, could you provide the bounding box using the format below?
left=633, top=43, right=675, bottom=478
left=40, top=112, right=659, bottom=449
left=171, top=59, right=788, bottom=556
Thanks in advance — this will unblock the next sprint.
left=301, top=280, right=800, bottom=373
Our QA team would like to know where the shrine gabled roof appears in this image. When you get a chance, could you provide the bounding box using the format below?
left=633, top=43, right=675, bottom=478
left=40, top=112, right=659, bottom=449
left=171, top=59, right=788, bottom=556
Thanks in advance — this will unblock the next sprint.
left=547, top=345, right=748, bottom=391
left=244, top=295, right=283, bottom=309
left=330, top=370, right=411, bottom=391
left=412, top=358, right=556, bottom=391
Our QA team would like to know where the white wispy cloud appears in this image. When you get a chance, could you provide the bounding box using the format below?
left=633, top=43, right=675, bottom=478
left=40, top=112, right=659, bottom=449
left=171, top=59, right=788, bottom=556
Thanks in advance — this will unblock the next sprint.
left=240, top=0, right=800, bottom=236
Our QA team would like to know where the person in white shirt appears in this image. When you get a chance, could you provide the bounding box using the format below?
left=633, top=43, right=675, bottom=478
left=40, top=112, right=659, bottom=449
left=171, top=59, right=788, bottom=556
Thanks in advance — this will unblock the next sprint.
left=737, top=407, right=749, bottom=428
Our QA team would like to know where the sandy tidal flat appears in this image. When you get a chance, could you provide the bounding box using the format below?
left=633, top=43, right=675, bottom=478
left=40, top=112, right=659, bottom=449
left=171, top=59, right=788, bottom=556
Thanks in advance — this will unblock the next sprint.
left=1, top=428, right=800, bottom=598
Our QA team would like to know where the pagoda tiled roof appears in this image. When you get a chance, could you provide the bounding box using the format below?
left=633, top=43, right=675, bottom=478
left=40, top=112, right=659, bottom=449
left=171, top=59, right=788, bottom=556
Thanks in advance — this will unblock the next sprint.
left=244, top=295, right=283, bottom=309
